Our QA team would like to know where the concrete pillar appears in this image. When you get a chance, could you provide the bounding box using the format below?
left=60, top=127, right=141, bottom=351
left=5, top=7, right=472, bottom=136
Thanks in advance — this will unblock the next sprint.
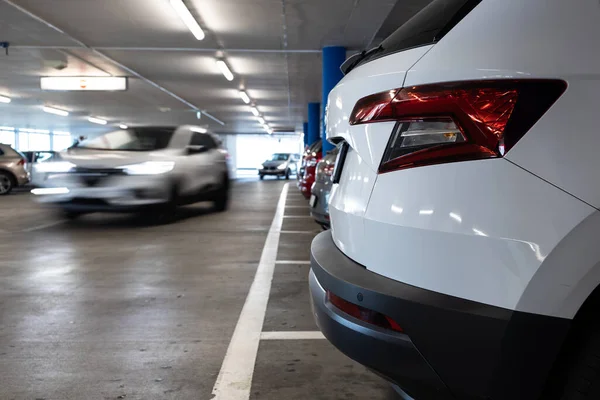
left=307, top=102, right=320, bottom=145
left=322, top=46, right=346, bottom=153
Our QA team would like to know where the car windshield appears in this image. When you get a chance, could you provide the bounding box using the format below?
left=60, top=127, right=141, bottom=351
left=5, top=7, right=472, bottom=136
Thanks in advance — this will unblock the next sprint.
left=270, top=153, right=290, bottom=161
left=77, top=128, right=176, bottom=151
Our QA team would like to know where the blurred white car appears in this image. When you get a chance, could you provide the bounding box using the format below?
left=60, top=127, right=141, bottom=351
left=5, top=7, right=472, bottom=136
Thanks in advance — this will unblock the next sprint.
left=32, top=126, right=230, bottom=218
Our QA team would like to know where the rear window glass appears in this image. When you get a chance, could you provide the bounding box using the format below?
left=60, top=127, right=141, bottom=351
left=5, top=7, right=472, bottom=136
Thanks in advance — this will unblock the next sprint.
left=358, top=0, right=480, bottom=67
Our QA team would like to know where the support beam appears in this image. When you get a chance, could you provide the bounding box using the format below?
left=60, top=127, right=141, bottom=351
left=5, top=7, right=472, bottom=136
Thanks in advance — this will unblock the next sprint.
left=322, top=46, right=346, bottom=153
left=303, top=122, right=309, bottom=148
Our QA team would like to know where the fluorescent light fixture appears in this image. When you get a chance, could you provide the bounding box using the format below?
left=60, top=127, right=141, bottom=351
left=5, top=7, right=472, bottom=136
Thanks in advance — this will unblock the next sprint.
left=19, top=128, right=50, bottom=134
left=0, top=95, right=11, bottom=103
left=170, top=0, right=205, bottom=40
left=191, top=127, right=207, bottom=133
left=43, top=106, right=69, bottom=116
left=119, top=124, right=128, bottom=129
left=88, top=116, right=107, bottom=125
left=250, top=106, right=260, bottom=116
left=419, top=209, right=434, bottom=215
left=472, top=228, right=488, bottom=237
left=449, top=212, right=462, bottom=223
left=216, top=60, right=234, bottom=81
left=41, top=77, right=127, bottom=91
left=267, top=128, right=273, bottom=135
left=53, top=131, right=71, bottom=135
left=31, top=187, right=70, bottom=195
left=0, top=126, right=14, bottom=131
left=257, top=117, right=265, bottom=124
left=239, top=90, right=250, bottom=104
left=391, top=205, right=403, bottom=214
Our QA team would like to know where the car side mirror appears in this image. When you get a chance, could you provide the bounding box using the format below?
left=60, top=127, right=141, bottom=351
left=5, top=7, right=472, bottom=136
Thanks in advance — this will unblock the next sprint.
left=186, top=145, right=206, bottom=155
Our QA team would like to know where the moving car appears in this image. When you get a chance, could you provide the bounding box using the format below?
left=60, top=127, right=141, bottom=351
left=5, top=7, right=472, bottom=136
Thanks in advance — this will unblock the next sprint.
left=309, top=148, right=338, bottom=229
left=32, top=126, right=230, bottom=218
left=258, top=153, right=299, bottom=180
left=298, top=140, right=322, bottom=199
left=310, top=1, right=600, bottom=399
left=0, top=143, right=29, bottom=195
left=23, top=151, right=62, bottom=186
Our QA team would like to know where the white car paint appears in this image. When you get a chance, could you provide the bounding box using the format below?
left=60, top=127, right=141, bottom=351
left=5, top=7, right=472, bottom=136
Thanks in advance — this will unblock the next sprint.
left=33, top=126, right=228, bottom=207
left=326, top=0, right=600, bottom=319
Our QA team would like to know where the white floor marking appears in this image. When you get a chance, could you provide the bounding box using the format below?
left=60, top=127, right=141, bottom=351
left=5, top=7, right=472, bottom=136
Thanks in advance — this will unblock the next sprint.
left=211, top=183, right=289, bottom=400
left=282, top=215, right=312, bottom=218
left=21, top=220, right=65, bottom=232
left=284, top=205, right=307, bottom=208
left=279, top=230, right=318, bottom=234
left=260, top=331, right=325, bottom=340
left=275, top=260, right=310, bottom=265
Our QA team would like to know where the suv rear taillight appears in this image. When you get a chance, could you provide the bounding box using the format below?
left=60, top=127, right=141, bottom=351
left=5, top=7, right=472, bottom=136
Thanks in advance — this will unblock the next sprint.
left=17, top=158, right=25, bottom=166
left=349, top=80, right=566, bottom=173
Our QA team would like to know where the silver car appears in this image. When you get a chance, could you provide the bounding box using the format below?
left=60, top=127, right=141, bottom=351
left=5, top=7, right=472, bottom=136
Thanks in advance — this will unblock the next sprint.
left=309, top=148, right=338, bottom=228
left=0, top=143, right=30, bottom=195
left=258, top=153, right=300, bottom=180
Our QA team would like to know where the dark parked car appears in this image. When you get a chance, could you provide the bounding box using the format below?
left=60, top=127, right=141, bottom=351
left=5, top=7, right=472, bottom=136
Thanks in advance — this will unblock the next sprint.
left=309, top=148, right=338, bottom=228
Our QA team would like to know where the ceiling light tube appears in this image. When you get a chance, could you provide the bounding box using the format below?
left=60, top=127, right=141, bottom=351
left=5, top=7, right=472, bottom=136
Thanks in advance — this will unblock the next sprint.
left=239, top=90, right=250, bottom=104
left=0, top=95, right=11, bottom=104
left=257, top=117, right=265, bottom=124
left=216, top=60, right=234, bottom=81
left=119, top=124, right=128, bottom=129
left=250, top=106, right=260, bottom=116
left=88, top=116, right=107, bottom=125
left=170, top=0, right=205, bottom=40
left=43, top=106, right=69, bottom=117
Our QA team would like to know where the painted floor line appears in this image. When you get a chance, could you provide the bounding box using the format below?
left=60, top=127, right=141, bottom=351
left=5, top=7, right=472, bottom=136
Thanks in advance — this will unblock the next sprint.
left=275, top=260, right=310, bottom=265
left=279, top=230, right=318, bottom=234
left=211, top=183, right=289, bottom=400
left=282, top=215, right=312, bottom=219
left=284, top=205, right=307, bottom=208
left=21, top=220, right=65, bottom=232
left=260, top=331, right=325, bottom=340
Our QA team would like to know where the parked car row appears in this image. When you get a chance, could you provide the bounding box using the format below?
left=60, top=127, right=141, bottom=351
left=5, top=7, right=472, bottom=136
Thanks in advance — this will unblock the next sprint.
left=309, top=0, right=600, bottom=399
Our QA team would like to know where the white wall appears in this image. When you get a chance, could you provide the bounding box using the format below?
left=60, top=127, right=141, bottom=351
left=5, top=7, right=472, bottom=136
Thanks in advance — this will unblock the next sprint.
left=235, top=134, right=302, bottom=170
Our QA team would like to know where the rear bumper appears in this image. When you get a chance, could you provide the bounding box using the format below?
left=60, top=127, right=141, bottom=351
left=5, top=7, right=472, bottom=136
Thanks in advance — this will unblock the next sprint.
left=309, top=230, right=571, bottom=400
left=259, top=170, right=285, bottom=176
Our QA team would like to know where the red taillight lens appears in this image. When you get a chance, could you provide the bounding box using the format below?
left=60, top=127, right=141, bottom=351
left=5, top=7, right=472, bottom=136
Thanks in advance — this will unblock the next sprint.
left=349, top=80, right=566, bottom=173
left=17, top=158, right=25, bottom=166
left=326, top=291, right=403, bottom=333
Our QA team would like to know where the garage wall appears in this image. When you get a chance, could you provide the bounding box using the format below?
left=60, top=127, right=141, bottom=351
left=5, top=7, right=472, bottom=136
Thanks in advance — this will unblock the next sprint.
left=235, top=134, right=303, bottom=171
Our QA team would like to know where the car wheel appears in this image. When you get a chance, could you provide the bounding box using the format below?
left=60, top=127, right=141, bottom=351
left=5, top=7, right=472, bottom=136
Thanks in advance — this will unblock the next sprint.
left=0, top=171, right=14, bottom=195
left=285, top=169, right=291, bottom=180
left=259, top=174, right=264, bottom=180
left=546, top=302, right=600, bottom=399
left=213, top=173, right=229, bottom=212
left=62, top=210, right=82, bottom=220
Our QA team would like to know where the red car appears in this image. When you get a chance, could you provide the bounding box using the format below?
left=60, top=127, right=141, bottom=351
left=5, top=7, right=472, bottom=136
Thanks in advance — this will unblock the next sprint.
left=297, top=140, right=322, bottom=199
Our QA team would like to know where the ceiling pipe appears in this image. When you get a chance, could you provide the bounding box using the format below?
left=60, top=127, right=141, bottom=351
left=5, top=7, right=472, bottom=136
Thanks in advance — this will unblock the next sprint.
left=2, top=0, right=225, bottom=126
left=11, top=45, right=325, bottom=54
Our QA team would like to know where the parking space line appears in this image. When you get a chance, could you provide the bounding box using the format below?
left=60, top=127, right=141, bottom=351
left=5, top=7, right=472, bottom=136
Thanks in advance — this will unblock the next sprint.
left=282, top=215, right=312, bottom=218
left=260, top=331, right=325, bottom=340
left=284, top=205, right=307, bottom=208
left=275, top=260, right=310, bottom=265
left=211, top=183, right=289, bottom=400
left=279, top=230, right=318, bottom=234
left=21, top=220, right=65, bottom=232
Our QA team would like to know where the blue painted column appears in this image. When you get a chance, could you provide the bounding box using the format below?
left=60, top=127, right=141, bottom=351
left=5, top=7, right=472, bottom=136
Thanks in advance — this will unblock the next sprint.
left=303, top=122, right=309, bottom=148
left=307, top=102, right=320, bottom=145
left=322, top=46, right=346, bottom=153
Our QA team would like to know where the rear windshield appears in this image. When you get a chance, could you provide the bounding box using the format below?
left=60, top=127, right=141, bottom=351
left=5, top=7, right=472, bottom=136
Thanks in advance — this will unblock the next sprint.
left=77, top=127, right=176, bottom=151
left=357, top=0, right=481, bottom=67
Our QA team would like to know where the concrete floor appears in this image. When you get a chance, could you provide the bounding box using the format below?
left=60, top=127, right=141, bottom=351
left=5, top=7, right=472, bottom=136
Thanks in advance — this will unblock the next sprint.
left=0, top=180, right=398, bottom=400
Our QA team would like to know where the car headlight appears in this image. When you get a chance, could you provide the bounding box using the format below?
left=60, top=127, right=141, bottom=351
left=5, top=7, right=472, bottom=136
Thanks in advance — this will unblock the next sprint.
left=35, top=161, right=76, bottom=173
left=277, top=163, right=287, bottom=170
left=119, top=161, right=175, bottom=175
left=258, top=164, right=265, bottom=170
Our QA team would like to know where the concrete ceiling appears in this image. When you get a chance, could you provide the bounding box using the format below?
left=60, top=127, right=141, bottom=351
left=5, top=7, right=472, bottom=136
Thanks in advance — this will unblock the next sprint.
left=0, top=0, right=430, bottom=136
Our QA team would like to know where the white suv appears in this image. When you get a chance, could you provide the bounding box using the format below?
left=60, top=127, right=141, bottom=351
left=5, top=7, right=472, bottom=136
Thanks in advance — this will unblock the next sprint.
left=309, top=1, right=600, bottom=399
left=33, top=126, right=229, bottom=218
